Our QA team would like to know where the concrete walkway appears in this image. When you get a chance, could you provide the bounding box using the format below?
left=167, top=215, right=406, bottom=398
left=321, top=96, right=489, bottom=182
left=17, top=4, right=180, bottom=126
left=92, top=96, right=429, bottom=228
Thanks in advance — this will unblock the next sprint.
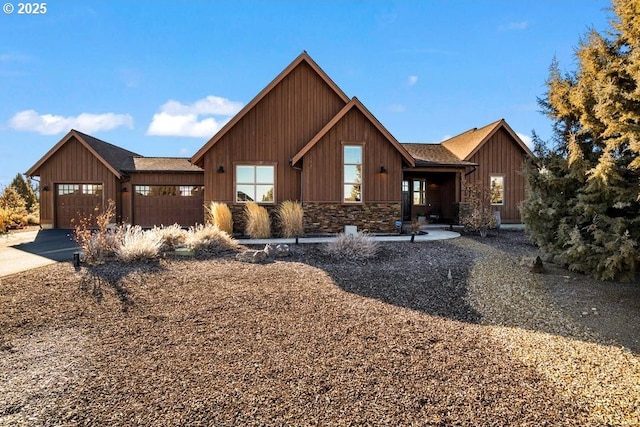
left=0, top=227, right=460, bottom=278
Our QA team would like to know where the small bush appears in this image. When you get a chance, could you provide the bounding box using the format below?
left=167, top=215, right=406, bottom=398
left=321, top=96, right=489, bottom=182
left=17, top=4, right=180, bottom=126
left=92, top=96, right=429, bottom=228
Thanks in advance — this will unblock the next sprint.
left=244, top=202, right=271, bottom=238
left=73, top=200, right=119, bottom=263
left=205, top=202, right=233, bottom=235
left=151, top=224, right=187, bottom=251
left=325, top=232, right=379, bottom=260
left=0, top=186, right=28, bottom=228
left=116, top=225, right=163, bottom=262
left=186, top=224, right=238, bottom=253
left=26, top=212, right=40, bottom=226
left=277, top=201, right=303, bottom=237
left=0, top=207, right=10, bottom=233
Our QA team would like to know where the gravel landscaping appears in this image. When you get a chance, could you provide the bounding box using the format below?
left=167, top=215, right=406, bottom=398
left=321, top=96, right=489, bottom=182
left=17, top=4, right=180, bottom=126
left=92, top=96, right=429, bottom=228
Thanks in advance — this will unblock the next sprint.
left=1, top=231, right=639, bottom=426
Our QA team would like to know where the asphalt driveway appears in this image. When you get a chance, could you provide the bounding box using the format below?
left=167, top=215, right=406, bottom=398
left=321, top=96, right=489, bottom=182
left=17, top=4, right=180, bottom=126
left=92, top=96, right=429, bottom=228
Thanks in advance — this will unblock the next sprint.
left=0, top=229, right=78, bottom=277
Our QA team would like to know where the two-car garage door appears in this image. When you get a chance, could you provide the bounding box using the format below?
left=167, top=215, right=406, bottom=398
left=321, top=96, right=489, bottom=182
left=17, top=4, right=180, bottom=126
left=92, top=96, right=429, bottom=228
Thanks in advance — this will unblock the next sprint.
left=132, top=185, right=204, bottom=227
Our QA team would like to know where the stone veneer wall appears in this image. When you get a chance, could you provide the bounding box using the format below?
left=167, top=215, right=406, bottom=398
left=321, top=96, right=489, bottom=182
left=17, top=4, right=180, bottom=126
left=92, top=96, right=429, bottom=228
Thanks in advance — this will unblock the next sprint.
left=302, top=202, right=401, bottom=234
left=227, top=202, right=401, bottom=236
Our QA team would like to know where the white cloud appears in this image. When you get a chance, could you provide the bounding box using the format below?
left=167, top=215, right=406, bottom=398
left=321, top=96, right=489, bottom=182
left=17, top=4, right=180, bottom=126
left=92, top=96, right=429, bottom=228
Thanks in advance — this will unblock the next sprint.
left=8, top=110, right=133, bottom=135
left=499, top=21, right=529, bottom=31
left=146, top=95, right=243, bottom=138
left=388, top=104, right=406, bottom=113
left=517, top=132, right=533, bottom=150
left=408, top=75, right=418, bottom=86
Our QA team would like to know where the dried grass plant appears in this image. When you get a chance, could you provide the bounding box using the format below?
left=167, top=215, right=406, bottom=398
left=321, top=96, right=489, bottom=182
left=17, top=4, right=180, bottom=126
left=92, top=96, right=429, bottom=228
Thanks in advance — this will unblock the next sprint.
left=205, top=202, right=233, bottom=235
left=277, top=200, right=304, bottom=237
left=115, top=225, right=163, bottom=262
left=151, top=224, right=187, bottom=251
left=186, top=224, right=239, bottom=253
left=325, top=232, right=379, bottom=260
left=244, top=202, right=271, bottom=238
left=72, top=199, right=121, bottom=263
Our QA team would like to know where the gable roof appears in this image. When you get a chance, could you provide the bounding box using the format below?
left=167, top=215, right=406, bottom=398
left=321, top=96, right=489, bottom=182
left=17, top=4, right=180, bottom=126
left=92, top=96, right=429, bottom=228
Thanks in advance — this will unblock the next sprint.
left=401, top=143, right=476, bottom=167
left=26, top=129, right=141, bottom=178
left=123, top=157, right=203, bottom=173
left=191, top=52, right=351, bottom=166
left=441, top=118, right=534, bottom=160
left=291, top=97, right=415, bottom=167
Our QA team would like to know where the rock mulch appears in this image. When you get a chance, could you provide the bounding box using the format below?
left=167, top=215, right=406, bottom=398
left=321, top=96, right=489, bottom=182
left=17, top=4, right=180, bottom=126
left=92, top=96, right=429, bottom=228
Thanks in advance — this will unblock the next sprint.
left=0, top=232, right=638, bottom=426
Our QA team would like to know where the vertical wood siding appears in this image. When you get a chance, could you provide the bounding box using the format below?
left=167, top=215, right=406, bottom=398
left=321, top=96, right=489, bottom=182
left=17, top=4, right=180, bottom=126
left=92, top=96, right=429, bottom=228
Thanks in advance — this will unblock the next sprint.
left=37, top=136, right=119, bottom=227
left=202, top=61, right=347, bottom=205
left=302, top=108, right=403, bottom=202
left=466, top=128, right=528, bottom=223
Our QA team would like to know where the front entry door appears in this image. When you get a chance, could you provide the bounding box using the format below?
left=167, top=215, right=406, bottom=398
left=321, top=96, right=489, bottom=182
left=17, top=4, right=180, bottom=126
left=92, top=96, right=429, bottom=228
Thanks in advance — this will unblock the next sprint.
left=402, top=180, right=411, bottom=221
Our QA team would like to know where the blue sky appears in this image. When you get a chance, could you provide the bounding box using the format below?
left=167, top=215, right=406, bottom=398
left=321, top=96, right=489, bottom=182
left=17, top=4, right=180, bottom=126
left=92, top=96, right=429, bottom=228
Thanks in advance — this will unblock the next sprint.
left=0, top=0, right=612, bottom=187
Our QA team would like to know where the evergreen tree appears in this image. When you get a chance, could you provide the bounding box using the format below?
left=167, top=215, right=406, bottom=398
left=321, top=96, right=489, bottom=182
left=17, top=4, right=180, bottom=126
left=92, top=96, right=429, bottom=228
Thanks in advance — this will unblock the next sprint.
left=521, top=0, right=640, bottom=281
left=9, top=173, right=38, bottom=213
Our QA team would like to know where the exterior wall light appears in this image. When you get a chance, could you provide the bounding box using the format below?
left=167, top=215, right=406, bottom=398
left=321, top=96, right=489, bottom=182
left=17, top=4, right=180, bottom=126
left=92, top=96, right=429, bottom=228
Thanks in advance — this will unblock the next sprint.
left=380, top=166, right=387, bottom=173
left=217, top=165, right=225, bottom=173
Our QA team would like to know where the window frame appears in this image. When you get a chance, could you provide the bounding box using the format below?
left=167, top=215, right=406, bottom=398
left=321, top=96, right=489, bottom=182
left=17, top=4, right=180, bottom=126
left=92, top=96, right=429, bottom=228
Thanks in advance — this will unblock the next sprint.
left=490, top=175, right=505, bottom=205
left=412, top=179, right=426, bottom=206
left=234, top=163, right=276, bottom=204
left=342, top=143, right=364, bottom=204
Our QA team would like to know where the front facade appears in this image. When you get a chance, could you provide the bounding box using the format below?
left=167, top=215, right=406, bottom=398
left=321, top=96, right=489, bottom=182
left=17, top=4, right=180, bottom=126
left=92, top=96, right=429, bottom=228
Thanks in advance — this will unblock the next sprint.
left=27, top=53, right=532, bottom=232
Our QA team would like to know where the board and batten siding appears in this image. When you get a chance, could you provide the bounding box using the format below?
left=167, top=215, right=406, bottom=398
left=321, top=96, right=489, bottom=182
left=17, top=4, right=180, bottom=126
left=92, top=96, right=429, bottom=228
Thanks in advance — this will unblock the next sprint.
left=37, top=136, right=120, bottom=228
left=202, top=61, right=347, bottom=205
left=465, top=128, right=528, bottom=223
left=302, top=108, right=403, bottom=203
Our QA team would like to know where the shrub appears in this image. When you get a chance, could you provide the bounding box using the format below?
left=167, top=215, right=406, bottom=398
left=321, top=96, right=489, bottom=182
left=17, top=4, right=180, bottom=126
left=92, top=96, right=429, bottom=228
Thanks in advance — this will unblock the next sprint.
left=244, top=202, right=271, bottom=238
left=72, top=200, right=120, bottom=263
left=277, top=200, right=304, bottom=237
left=0, top=207, right=10, bottom=234
left=151, top=224, right=187, bottom=251
left=116, top=225, right=163, bottom=262
left=325, top=232, right=379, bottom=260
left=185, top=224, right=238, bottom=253
left=460, top=181, right=497, bottom=234
left=0, top=186, right=28, bottom=228
left=205, top=202, right=233, bottom=235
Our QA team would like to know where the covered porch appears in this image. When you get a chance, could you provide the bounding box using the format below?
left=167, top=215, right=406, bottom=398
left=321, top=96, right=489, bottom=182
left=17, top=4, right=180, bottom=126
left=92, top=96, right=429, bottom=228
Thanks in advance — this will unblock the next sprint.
left=402, top=168, right=465, bottom=224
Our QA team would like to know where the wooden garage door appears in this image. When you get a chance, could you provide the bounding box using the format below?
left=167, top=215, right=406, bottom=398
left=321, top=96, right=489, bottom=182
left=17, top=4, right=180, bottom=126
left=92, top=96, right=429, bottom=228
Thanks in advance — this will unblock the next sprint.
left=55, top=184, right=103, bottom=228
left=133, top=185, right=204, bottom=227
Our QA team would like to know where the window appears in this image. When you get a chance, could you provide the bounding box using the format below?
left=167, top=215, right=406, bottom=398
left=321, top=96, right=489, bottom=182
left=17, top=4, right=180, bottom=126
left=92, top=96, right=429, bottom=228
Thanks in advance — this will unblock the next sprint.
left=82, top=184, right=102, bottom=195
left=490, top=176, right=504, bottom=205
left=343, top=145, right=362, bottom=203
left=413, top=179, right=426, bottom=205
left=179, top=186, right=201, bottom=196
left=236, top=165, right=275, bottom=203
left=136, top=185, right=151, bottom=196
left=57, top=184, right=79, bottom=195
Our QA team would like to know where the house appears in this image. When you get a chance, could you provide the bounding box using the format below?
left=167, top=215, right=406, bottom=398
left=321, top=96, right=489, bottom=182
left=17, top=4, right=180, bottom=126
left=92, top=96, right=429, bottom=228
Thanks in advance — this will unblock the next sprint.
left=26, top=130, right=204, bottom=229
left=27, top=52, right=533, bottom=232
left=402, top=119, right=534, bottom=224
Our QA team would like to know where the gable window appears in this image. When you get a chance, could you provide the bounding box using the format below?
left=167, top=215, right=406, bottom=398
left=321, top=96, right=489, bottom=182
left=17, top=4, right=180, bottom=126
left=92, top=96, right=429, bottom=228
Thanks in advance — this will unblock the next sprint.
left=413, top=179, right=426, bottom=205
left=343, top=145, right=362, bottom=203
left=490, top=176, right=504, bottom=205
left=236, top=165, right=275, bottom=203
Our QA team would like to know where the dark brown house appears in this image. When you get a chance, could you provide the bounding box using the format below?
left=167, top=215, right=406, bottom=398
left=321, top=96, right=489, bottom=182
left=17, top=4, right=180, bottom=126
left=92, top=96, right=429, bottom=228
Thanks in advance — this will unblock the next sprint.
left=27, top=52, right=533, bottom=231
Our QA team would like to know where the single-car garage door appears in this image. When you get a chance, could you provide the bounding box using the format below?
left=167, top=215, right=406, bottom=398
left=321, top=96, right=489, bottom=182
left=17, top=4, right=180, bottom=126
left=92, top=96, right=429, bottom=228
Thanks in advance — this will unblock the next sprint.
left=55, top=184, right=103, bottom=228
left=133, top=185, right=204, bottom=227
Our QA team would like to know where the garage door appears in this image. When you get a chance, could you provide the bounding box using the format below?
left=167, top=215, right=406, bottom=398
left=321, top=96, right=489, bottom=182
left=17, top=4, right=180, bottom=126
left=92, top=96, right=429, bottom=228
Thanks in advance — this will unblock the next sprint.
left=55, top=184, right=103, bottom=228
left=133, top=185, right=204, bottom=227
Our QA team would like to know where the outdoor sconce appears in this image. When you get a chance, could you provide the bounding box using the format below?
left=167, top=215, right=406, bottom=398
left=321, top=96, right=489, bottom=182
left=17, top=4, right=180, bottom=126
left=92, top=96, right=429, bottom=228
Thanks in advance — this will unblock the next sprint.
left=121, top=187, right=128, bottom=193
left=379, top=166, right=388, bottom=173
left=41, top=185, right=49, bottom=191
left=217, top=165, right=225, bottom=173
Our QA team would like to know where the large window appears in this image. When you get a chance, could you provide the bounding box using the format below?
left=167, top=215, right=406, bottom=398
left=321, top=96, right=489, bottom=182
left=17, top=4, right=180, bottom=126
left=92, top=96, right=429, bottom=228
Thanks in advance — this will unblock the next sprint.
left=343, top=145, right=362, bottom=203
left=236, top=165, right=275, bottom=203
left=413, top=179, right=426, bottom=205
left=490, top=176, right=504, bottom=205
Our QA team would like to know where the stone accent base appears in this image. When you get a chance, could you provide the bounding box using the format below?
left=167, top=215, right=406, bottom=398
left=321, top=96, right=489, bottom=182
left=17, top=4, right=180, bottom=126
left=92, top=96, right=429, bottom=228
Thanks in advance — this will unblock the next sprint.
left=302, top=202, right=401, bottom=234
left=226, top=202, right=401, bottom=236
